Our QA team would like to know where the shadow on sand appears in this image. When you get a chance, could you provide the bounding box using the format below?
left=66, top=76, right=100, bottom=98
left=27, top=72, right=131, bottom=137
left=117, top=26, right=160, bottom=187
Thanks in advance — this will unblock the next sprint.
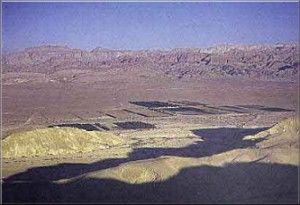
left=3, top=127, right=297, bottom=203
left=3, top=162, right=297, bottom=203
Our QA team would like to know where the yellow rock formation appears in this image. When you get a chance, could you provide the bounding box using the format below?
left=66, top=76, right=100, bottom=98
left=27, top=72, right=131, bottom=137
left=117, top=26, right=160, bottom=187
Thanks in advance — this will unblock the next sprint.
left=2, top=127, right=123, bottom=158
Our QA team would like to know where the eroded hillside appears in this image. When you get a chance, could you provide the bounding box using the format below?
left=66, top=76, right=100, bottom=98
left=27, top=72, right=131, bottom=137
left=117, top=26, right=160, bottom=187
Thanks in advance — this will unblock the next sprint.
left=2, top=43, right=299, bottom=80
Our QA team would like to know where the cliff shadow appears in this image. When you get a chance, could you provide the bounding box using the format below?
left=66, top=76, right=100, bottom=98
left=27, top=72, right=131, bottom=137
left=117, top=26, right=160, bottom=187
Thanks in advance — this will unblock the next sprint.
left=4, top=127, right=268, bottom=183
left=3, top=162, right=298, bottom=204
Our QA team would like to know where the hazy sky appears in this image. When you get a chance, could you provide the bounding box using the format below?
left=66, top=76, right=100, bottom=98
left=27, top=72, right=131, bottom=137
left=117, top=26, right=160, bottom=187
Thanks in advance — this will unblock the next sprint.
left=2, top=2, right=299, bottom=53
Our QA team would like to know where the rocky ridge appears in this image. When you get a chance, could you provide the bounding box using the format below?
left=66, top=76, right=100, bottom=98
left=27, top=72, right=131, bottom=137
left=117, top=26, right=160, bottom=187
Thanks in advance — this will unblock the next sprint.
left=2, top=43, right=299, bottom=80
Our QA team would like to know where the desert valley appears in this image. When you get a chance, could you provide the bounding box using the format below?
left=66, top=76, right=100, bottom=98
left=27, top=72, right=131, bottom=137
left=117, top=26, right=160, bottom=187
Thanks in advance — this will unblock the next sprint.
left=1, top=42, right=299, bottom=203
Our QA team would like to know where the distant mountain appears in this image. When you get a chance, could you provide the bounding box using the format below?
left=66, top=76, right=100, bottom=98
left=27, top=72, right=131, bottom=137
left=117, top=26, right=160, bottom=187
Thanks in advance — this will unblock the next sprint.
left=2, top=43, right=299, bottom=80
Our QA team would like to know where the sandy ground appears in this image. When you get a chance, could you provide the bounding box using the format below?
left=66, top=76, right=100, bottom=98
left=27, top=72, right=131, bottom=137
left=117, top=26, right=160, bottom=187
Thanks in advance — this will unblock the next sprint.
left=1, top=73, right=299, bottom=203
left=2, top=74, right=298, bottom=133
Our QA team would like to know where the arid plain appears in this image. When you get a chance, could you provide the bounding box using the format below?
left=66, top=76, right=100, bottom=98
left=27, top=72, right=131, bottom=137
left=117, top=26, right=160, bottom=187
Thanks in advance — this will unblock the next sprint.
left=1, top=43, right=299, bottom=203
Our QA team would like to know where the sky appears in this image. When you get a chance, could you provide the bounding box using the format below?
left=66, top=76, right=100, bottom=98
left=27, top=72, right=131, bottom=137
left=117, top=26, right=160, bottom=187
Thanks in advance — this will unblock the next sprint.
left=1, top=2, right=299, bottom=53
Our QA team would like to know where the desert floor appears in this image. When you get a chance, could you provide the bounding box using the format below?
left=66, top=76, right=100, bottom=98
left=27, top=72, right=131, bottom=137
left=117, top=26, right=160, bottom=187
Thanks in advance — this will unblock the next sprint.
left=1, top=75, right=299, bottom=203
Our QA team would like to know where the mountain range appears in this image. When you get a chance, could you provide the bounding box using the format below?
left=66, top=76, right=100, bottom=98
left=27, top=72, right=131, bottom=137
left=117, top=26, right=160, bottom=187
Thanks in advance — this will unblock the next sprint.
left=2, top=43, right=299, bottom=80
